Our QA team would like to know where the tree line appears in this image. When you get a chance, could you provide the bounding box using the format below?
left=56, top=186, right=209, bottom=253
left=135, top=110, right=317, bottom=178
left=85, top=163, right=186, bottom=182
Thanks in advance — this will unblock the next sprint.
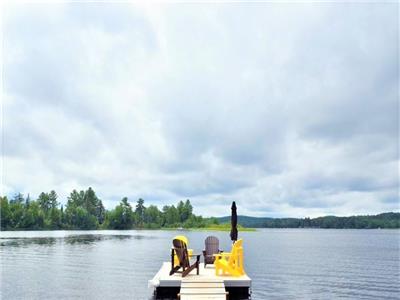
left=218, top=213, right=400, bottom=229
left=262, top=213, right=399, bottom=229
left=0, top=188, right=219, bottom=230
left=2, top=189, right=398, bottom=230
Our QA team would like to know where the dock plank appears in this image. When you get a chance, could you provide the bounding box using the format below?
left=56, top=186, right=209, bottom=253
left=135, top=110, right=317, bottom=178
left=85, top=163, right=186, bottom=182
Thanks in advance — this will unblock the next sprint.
left=180, top=276, right=227, bottom=300
left=180, top=296, right=226, bottom=300
left=180, top=289, right=226, bottom=294
left=181, top=283, right=224, bottom=288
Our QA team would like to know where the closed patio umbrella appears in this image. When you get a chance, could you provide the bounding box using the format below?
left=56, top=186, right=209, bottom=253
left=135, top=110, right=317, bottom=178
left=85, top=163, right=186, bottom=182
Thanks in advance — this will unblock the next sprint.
left=230, top=201, right=238, bottom=243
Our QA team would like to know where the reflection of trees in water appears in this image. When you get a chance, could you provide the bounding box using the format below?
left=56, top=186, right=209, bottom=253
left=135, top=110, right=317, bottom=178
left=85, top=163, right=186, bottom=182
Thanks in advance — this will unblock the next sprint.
left=0, top=237, right=57, bottom=247
left=64, top=234, right=104, bottom=245
left=0, top=234, right=155, bottom=247
left=64, top=234, right=132, bottom=244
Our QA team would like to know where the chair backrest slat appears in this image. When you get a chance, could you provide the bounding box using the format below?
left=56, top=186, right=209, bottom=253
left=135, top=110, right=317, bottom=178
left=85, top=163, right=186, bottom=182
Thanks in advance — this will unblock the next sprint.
left=205, top=236, right=219, bottom=254
left=228, top=239, right=243, bottom=270
left=204, top=236, right=219, bottom=264
left=173, top=238, right=190, bottom=268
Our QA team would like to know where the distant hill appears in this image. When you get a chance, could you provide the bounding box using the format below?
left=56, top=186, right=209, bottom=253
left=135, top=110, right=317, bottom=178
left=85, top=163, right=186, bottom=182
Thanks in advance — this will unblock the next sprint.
left=216, top=212, right=400, bottom=229
left=217, top=215, right=273, bottom=228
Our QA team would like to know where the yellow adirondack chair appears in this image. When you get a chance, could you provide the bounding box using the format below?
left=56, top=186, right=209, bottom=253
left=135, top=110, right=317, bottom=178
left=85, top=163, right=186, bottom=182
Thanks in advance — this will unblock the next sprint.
left=213, top=239, right=245, bottom=276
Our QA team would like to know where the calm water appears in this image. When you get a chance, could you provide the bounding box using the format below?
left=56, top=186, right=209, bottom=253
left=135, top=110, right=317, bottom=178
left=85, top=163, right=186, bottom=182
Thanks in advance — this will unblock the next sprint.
left=1, top=229, right=399, bottom=299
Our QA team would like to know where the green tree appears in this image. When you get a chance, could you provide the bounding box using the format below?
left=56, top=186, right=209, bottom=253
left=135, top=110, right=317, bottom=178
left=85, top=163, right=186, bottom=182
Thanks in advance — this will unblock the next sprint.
left=60, top=205, right=66, bottom=226
left=65, top=206, right=97, bottom=229
left=67, top=190, right=85, bottom=208
left=11, top=193, right=24, bottom=204
left=206, top=217, right=219, bottom=226
left=135, top=198, right=146, bottom=228
left=25, top=194, right=31, bottom=208
left=183, top=199, right=193, bottom=222
left=95, top=200, right=106, bottom=225
left=177, top=201, right=185, bottom=222
left=48, top=190, right=58, bottom=209
left=20, top=205, right=36, bottom=229
left=9, top=200, right=24, bottom=228
left=107, top=197, right=134, bottom=229
left=184, top=215, right=205, bottom=228
left=163, top=205, right=179, bottom=226
left=64, top=188, right=104, bottom=228
left=65, top=188, right=98, bottom=229
left=38, top=192, right=51, bottom=212
left=48, top=208, right=62, bottom=229
left=144, top=205, right=162, bottom=228
left=29, top=201, right=45, bottom=229
left=177, top=199, right=193, bottom=223
left=83, top=187, right=105, bottom=225
left=0, top=197, right=11, bottom=229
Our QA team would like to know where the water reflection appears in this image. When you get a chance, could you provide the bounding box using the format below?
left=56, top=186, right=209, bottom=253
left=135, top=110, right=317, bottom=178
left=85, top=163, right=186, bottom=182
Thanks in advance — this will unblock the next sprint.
left=0, top=237, right=57, bottom=247
left=1, top=230, right=398, bottom=300
left=0, top=234, right=154, bottom=247
left=64, top=234, right=132, bottom=244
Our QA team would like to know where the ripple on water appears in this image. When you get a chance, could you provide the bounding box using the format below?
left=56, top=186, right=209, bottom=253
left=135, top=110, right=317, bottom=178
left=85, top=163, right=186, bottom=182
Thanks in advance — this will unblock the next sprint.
left=1, top=229, right=399, bottom=300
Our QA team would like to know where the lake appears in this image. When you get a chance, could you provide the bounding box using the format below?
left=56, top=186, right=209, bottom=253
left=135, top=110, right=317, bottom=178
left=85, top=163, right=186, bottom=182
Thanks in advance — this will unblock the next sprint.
left=1, top=229, right=399, bottom=299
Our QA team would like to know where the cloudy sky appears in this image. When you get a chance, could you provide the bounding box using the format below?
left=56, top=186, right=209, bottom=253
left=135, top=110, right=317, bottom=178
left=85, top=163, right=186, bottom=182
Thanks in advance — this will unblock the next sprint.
left=2, top=2, right=399, bottom=217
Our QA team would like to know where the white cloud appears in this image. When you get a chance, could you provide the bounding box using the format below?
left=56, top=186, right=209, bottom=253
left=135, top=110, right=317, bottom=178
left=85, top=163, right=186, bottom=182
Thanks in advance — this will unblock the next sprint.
left=2, top=2, right=399, bottom=217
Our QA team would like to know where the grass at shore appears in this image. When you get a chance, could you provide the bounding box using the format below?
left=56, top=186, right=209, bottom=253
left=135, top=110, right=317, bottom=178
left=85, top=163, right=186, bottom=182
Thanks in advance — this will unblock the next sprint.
left=160, top=224, right=256, bottom=232
left=189, top=226, right=256, bottom=232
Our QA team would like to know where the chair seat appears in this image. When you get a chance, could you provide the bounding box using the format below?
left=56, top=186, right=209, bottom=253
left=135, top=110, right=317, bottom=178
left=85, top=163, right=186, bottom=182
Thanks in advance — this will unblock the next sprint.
left=215, top=258, right=243, bottom=276
left=214, top=239, right=245, bottom=277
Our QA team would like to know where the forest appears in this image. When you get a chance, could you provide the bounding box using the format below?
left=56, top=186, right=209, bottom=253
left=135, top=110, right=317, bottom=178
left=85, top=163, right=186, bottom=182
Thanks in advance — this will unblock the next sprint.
left=218, top=213, right=400, bottom=229
left=1, top=188, right=399, bottom=230
left=0, top=188, right=218, bottom=230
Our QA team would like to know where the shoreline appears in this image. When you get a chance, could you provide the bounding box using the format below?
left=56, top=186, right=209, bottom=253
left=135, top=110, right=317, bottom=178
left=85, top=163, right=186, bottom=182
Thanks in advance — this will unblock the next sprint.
left=0, top=227, right=256, bottom=232
left=2, top=227, right=400, bottom=232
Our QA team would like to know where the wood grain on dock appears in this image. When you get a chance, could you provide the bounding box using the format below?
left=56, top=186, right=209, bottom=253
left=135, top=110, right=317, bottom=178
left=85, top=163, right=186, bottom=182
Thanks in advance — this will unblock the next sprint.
left=179, top=279, right=227, bottom=300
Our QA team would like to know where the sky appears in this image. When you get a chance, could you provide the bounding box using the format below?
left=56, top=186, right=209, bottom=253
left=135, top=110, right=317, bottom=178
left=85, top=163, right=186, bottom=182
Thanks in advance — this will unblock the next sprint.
left=2, top=2, right=399, bottom=218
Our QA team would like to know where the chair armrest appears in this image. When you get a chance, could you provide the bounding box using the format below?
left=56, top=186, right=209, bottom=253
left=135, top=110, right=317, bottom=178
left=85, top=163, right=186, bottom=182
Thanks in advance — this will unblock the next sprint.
left=191, top=254, right=201, bottom=262
left=214, top=252, right=231, bottom=256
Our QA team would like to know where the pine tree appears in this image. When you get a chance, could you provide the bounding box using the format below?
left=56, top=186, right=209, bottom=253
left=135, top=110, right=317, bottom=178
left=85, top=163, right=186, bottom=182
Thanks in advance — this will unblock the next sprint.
left=135, top=198, right=145, bottom=228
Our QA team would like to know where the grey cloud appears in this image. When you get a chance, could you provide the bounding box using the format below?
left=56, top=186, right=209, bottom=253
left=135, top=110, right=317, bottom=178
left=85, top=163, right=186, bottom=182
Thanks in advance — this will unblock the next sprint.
left=303, top=173, right=397, bottom=193
left=3, top=3, right=399, bottom=217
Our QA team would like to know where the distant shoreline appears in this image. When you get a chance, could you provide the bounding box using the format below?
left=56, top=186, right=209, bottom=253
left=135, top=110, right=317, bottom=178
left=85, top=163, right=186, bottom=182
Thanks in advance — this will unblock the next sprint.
left=217, top=212, right=400, bottom=229
left=0, top=226, right=257, bottom=232
left=2, top=191, right=398, bottom=230
left=2, top=227, right=400, bottom=232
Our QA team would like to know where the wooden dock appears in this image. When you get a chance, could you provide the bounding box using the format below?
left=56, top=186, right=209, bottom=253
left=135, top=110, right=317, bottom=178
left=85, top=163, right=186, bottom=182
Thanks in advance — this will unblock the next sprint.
left=149, top=262, right=251, bottom=299
left=179, top=279, right=227, bottom=300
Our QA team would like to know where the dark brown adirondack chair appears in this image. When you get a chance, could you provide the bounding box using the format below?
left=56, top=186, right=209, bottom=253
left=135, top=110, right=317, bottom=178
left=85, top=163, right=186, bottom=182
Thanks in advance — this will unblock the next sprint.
left=202, top=236, right=221, bottom=267
left=170, top=238, right=200, bottom=277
